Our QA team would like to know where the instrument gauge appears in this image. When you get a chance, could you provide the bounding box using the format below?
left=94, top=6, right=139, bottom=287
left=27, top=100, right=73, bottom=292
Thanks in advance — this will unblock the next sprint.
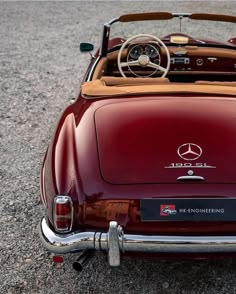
left=145, top=45, right=158, bottom=58
left=129, top=45, right=143, bottom=59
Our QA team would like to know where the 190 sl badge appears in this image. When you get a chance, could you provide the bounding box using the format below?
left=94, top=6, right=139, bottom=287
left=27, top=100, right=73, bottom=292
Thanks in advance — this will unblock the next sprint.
left=165, top=143, right=216, bottom=169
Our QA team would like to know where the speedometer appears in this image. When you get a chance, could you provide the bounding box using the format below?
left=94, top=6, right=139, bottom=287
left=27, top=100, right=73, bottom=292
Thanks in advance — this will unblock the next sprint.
left=129, top=45, right=142, bottom=59
left=145, top=44, right=158, bottom=58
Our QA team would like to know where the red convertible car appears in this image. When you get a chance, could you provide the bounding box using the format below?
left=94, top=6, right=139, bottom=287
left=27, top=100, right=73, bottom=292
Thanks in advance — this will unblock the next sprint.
left=39, top=12, right=236, bottom=270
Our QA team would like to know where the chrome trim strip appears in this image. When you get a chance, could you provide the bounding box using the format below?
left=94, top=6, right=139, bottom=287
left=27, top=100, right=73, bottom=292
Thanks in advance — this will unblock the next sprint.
left=40, top=218, right=236, bottom=265
left=86, top=56, right=101, bottom=81
left=40, top=218, right=95, bottom=254
left=107, top=17, right=120, bottom=25
left=177, top=175, right=205, bottom=181
left=172, top=13, right=191, bottom=17
left=122, top=234, right=236, bottom=252
left=165, top=166, right=216, bottom=169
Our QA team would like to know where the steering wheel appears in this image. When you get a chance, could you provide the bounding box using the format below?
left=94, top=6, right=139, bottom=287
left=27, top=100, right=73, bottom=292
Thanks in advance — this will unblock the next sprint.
left=117, top=34, right=171, bottom=78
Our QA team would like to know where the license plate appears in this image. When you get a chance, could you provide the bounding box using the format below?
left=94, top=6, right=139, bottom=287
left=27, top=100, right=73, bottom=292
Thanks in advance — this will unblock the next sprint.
left=140, top=198, right=236, bottom=221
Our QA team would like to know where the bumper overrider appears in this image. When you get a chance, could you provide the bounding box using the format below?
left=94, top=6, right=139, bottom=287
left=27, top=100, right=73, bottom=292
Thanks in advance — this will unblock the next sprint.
left=40, top=217, right=236, bottom=266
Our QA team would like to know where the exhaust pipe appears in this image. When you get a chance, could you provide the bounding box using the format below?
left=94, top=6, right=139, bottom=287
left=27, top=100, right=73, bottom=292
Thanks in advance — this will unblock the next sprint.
left=72, top=250, right=94, bottom=272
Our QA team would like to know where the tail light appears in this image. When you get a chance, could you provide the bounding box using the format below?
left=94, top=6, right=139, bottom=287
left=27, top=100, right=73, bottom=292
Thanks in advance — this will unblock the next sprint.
left=53, top=195, right=74, bottom=232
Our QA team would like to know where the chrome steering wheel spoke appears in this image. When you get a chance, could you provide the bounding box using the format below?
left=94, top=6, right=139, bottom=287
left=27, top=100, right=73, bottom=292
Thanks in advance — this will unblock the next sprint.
left=120, top=60, right=140, bottom=67
left=148, top=62, right=166, bottom=72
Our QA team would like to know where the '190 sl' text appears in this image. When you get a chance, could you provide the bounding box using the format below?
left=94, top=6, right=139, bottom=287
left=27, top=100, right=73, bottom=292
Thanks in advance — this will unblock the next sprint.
left=164, top=163, right=216, bottom=169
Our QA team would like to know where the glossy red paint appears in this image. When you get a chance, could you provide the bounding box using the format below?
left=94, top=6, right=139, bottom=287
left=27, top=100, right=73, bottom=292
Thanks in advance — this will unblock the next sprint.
left=228, top=38, right=236, bottom=45
left=40, top=13, right=236, bottom=262
left=95, top=97, right=236, bottom=184
left=41, top=93, right=236, bottom=235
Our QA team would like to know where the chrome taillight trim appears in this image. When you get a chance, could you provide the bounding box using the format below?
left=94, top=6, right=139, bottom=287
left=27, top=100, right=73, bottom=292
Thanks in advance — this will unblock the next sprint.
left=53, top=195, right=74, bottom=233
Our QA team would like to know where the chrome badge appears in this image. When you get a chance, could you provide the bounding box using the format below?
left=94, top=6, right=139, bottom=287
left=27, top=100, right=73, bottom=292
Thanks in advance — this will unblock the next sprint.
left=177, top=143, right=202, bottom=161
left=164, top=143, right=216, bottom=169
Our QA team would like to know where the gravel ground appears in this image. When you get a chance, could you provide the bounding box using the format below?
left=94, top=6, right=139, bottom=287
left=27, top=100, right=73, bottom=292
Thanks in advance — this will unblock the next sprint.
left=1, top=1, right=236, bottom=293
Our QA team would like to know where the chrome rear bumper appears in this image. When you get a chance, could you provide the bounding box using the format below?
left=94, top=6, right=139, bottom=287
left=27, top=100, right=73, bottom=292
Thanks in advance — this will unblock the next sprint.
left=40, top=217, right=236, bottom=266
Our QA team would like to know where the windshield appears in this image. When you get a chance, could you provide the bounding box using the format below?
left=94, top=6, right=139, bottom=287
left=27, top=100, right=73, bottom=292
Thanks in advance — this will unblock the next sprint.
left=108, top=13, right=235, bottom=45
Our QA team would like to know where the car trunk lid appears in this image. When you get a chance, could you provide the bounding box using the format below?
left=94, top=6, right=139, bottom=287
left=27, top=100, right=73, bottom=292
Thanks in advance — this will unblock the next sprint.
left=94, top=97, right=236, bottom=184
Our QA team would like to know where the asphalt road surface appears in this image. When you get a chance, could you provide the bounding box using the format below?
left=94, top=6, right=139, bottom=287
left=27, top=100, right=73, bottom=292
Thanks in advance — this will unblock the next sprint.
left=1, top=1, right=236, bottom=293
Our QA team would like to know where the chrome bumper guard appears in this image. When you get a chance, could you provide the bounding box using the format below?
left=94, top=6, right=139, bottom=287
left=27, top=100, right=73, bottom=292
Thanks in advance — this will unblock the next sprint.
left=40, top=217, right=236, bottom=266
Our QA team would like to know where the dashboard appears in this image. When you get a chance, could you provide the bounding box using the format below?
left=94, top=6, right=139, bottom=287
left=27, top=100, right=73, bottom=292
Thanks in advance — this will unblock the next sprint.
left=127, top=42, right=236, bottom=74
left=107, top=36, right=236, bottom=80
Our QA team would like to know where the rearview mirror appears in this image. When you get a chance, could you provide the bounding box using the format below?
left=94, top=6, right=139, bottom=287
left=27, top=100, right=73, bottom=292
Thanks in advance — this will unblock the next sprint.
left=80, top=42, right=94, bottom=53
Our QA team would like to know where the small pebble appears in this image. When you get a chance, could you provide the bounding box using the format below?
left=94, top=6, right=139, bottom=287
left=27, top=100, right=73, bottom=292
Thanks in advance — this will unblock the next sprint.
left=162, top=282, right=169, bottom=289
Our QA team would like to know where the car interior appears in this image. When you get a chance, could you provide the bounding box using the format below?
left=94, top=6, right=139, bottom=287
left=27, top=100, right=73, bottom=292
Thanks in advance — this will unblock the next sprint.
left=81, top=13, right=236, bottom=97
